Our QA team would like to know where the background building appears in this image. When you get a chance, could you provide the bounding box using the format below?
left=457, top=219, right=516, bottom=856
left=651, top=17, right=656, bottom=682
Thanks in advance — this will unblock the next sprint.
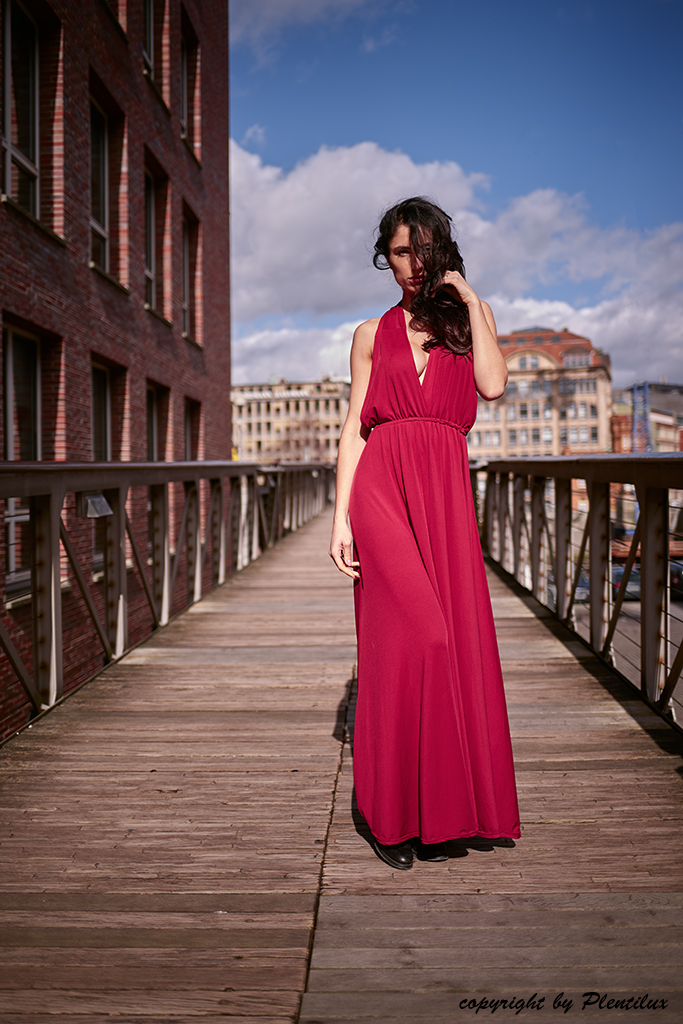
left=611, top=383, right=683, bottom=453
left=468, top=327, right=612, bottom=459
left=231, top=378, right=350, bottom=464
left=1, top=0, right=230, bottom=737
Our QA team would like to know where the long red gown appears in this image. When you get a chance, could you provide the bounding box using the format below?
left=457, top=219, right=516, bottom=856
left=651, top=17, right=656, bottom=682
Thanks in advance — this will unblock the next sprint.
left=348, top=305, right=520, bottom=846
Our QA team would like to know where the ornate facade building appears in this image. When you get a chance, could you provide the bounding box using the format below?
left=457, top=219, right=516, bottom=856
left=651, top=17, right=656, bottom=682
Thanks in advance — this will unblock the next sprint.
left=231, top=378, right=351, bottom=464
left=468, top=327, right=612, bottom=459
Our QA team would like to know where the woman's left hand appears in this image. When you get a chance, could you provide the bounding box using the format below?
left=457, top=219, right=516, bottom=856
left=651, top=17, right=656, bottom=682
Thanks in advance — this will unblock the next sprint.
left=439, top=270, right=480, bottom=307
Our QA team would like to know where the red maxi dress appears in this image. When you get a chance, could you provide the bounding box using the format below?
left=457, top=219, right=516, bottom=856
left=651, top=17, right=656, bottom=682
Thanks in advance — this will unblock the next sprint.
left=348, top=305, right=520, bottom=846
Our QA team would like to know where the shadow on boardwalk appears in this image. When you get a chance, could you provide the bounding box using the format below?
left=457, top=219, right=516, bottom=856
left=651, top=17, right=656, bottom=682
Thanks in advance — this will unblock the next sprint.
left=0, top=511, right=682, bottom=1022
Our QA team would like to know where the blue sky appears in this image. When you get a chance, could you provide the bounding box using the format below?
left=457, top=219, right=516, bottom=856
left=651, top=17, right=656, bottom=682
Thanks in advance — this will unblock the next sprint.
left=228, top=0, right=682, bottom=387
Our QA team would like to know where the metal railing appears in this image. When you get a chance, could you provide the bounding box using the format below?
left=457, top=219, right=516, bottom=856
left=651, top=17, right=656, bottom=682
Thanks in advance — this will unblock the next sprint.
left=0, top=461, right=334, bottom=725
left=477, top=455, right=683, bottom=721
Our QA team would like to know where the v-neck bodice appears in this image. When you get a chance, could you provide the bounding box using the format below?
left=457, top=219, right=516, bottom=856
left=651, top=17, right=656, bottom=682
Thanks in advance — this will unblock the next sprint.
left=359, top=305, right=477, bottom=433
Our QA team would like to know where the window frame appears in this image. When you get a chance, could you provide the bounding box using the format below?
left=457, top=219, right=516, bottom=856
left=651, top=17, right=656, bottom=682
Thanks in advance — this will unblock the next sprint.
left=3, top=325, right=42, bottom=462
left=144, top=171, right=156, bottom=308
left=146, top=386, right=158, bottom=461
left=89, top=98, right=109, bottom=272
left=2, top=0, right=40, bottom=216
left=143, top=0, right=154, bottom=75
left=180, top=34, right=188, bottom=137
left=91, top=363, right=112, bottom=461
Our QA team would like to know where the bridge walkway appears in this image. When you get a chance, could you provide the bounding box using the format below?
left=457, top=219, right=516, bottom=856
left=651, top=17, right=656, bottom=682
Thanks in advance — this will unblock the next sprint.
left=0, top=511, right=681, bottom=1022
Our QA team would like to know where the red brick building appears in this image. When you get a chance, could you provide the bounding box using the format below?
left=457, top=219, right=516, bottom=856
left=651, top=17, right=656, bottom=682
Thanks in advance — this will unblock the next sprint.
left=0, top=0, right=230, bottom=740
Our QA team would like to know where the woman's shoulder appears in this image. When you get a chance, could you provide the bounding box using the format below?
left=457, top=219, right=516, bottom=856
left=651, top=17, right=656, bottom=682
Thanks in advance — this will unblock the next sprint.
left=352, top=317, right=381, bottom=358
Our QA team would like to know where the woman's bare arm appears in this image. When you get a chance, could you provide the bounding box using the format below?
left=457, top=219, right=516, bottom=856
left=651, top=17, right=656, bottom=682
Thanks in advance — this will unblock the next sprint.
left=329, top=318, right=377, bottom=579
left=440, top=271, right=507, bottom=400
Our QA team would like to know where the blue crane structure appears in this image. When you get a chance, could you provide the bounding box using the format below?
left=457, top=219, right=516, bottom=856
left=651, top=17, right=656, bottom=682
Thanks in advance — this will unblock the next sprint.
left=631, top=382, right=653, bottom=452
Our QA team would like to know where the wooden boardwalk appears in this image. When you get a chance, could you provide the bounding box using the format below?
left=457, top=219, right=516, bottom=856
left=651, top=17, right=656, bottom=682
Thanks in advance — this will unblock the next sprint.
left=1, top=510, right=682, bottom=1022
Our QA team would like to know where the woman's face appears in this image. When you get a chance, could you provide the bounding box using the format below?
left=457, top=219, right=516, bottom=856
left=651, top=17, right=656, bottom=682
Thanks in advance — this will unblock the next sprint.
left=387, top=223, right=427, bottom=297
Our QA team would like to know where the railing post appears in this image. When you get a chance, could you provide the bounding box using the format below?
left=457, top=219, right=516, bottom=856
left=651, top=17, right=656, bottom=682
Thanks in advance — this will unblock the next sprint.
left=186, top=481, right=201, bottom=605
left=211, top=479, right=225, bottom=586
left=103, top=486, right=128, bottom=658
left=512, top=474, right=525, bottom=584
left=531, top=476, right=547, bottom=604
left=555, top=477, right=572, bottom=620
left=150, top=483, right=170, bottom=625
left=251, top=474, right=260, bottom=562
left=31, top=490, right=64, bottom=706
left=637, top=484, right=668, bottom=702
left=237, top=474, right=249, bottom=570
left=497, top=471, right=509, bottom=570
left=482, top=470, right=496, bottom=556
left=588, top=481, right=610, bottom=653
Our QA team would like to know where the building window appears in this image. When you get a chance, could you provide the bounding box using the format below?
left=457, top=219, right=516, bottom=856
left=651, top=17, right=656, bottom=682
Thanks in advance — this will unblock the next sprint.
left=92, top=365, right=111, bottom=461
left=519, top=429, right=528, bottom=446
left=530, top=356, right=539, bottom=369
left=531, top=403, right=539, bottom=420
left=180, top=8, right=201, bottom=159
left=144, top=160, right=170, bottom=317
left=508, top=430, right=517, bottom=446
left=519, top=357, right=527, bottom=370
left=143, top=0, right=169, bottom=101
left=506, top=381, right=517, bottom=396
left=90, top=101, right=109, bottom=271
left=493, top=431, right=500, bottom=446
left=484, top=431, right=491, bottom=446
left=579, top=427, right=589, bottom=444
left=591, top=426, right=598, bottom=442
left=182, top=206, right=201, bottom=342
left=506, top=405, right=516, bottom=421
left=479, top=404, right=490, bottom=422
left=184, top=398, right=201, bottom=460
left=144, top=172, right=155, bottom=306
left=472, top=432, right=481, bottom=447
left=579, top=402, right=587, bottom=419
left=590, top=404, right=597, bottom=418
left=560, top=427, right=567, bottom=445
left=542, top=402, right=551, bottom=419
left=532, top=428, right=540, bottom=445
left=542, top=427, right=552, bottom=444
left=568, top=402, right=577, bottom=419
left=518, top=380, right=529, bottom=395
left=542, top=379, right=552, bottom=394
left=147, top=387, right=158, bottom=460
left=519, top=403, right=528, bottom=420
left=3, top=1, right=39, bottom=215
left=4, top=327, right=41, bottom=460
left=569, top=428, right=578, bottom=444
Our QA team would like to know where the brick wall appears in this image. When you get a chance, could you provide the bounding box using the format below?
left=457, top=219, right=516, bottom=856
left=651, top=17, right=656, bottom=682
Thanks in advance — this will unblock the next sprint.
left=0, top=0, right=231, bottom=742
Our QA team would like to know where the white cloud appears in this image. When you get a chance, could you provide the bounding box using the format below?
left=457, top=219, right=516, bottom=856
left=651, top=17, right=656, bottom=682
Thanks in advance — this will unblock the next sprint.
left=232, top=321, right=360, bottom=384
left=230, top=139, right=683, bottom=388
left=230, top=0, right=380, bottom=47
left=230, top=139, right=487, bottom=322
left=241, top=123, right=266, bottom=148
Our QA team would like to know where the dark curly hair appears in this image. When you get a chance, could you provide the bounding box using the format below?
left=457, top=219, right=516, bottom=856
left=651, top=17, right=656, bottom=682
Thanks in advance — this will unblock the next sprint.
left=373, top=196, right=472, bottom=355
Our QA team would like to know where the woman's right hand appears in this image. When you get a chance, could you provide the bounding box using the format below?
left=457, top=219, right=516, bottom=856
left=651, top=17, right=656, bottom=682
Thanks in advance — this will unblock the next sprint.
left=329, top=519, right=360, bottom=579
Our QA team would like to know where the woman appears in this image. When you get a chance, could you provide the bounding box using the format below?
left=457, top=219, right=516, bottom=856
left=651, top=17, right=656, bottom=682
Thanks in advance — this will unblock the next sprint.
left=329, top=197, right=520, bottom=870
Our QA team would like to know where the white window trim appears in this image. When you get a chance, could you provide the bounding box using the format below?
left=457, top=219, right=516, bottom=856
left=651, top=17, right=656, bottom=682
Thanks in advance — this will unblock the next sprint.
left=89, top=98, right=109, bottom=272
left=91, top=363, right=112, bottom=461
left=2, top=0, right=40, bottom=217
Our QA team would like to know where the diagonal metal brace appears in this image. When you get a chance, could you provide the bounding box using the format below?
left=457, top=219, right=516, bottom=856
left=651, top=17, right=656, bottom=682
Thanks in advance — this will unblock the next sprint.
left=0, top=614, right=42, bottom=713
left=59, top=519, right=113, bottom=662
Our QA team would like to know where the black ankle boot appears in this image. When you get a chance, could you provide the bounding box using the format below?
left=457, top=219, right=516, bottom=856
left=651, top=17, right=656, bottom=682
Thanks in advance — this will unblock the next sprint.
left=371, top=838, right=414, bottom=870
